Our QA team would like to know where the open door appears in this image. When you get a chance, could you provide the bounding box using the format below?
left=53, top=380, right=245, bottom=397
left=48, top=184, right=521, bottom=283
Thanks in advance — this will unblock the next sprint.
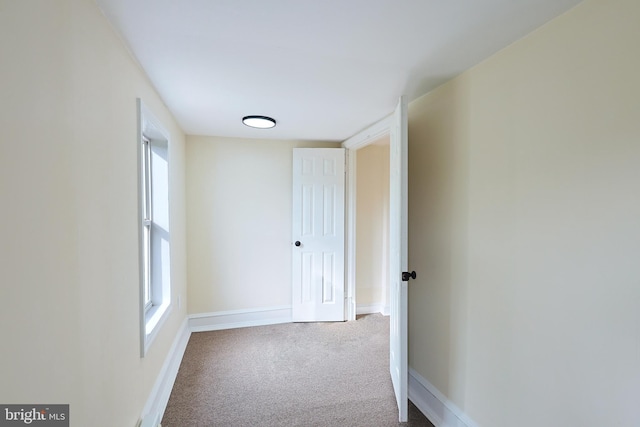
left=292, top=148, right=346, bottom=322
left=389, top=97, right=410, bottom=421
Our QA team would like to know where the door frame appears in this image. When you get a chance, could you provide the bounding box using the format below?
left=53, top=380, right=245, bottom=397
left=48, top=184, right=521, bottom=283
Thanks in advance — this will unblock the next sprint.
left=342, top=97, right=409, bottom=422
left=342, top=114, right=392, bottom=321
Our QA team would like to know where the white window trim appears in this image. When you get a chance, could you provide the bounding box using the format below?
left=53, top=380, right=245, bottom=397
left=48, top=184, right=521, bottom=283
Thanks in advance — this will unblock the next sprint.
left=137, top=99, right=172, bottom=357
left=142, top=136, right=153, bottom=312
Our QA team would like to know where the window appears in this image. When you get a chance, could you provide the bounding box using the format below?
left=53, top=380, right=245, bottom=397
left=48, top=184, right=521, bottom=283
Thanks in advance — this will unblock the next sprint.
left=141, top=136, right=152, bottom=311
left=138, top=99, right=172, bottom=357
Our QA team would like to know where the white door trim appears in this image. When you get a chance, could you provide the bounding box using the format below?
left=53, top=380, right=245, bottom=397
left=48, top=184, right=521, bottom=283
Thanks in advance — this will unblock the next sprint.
left=342, top=115, right=392, bottom=321
left=343, top=98, right=409, bottom=422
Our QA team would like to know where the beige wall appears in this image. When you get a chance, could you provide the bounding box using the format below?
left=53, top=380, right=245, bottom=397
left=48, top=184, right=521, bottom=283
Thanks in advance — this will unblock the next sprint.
left=0, top=1, right=187, bottom=426
left=4, top=0, right=638, bottom=425
left=356, top=141, right=390, bottom=307
left=186, top=136, right=339, bottom=314
left=408, top=0, right=640, bottom=425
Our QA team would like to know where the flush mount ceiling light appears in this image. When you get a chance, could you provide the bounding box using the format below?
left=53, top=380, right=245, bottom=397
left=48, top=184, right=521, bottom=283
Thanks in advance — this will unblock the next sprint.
left=242, top=115, right=276, bottom=129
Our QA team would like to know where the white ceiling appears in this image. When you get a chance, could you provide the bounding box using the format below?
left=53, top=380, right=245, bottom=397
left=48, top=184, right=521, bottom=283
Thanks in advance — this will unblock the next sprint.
left=96, top=0, right=582, bottom=142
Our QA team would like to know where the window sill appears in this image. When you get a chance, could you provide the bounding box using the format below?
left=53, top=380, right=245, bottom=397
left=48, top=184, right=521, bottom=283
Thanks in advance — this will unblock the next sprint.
left=142, top=301, right=172, bottom=357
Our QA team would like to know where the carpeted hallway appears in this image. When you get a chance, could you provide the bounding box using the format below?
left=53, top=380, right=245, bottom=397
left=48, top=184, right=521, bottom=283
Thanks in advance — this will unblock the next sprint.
left=162, top=314, right=433, bottom=426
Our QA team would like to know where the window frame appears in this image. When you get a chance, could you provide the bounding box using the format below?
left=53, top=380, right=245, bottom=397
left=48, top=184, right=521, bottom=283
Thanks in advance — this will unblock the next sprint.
left=141, top=135, right=153, bottom=312
left=137, top=99, right=172, bottom=357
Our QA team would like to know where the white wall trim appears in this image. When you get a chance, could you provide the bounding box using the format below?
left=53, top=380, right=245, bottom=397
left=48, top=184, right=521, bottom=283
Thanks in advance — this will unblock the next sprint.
left=409, top=367, right=479, bottom=427
left=342, top=115, right=392, bottom=150
left=188, top=305, right=292, bottom=332
left=345, top=148, right=357, bottom=321
left=356, top=303, right=390, bottom=316
left=140, top=317, right=191, bottom=426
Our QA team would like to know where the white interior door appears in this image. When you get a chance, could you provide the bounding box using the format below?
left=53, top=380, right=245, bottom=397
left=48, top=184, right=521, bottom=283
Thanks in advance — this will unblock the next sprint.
left=389, top=97, right=409, bottom=421
left=292, top=148, right=346, bottom=322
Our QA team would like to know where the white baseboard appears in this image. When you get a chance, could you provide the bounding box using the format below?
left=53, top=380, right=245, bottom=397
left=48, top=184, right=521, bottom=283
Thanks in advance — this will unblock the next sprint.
left=356, top=303, right=390, bottom=316
left=140, top=317, right=191, bottom=426
left=409, top=367, right=479, bottom=427
left=188, top=305, right=292, bottom=332
left=381, top=304, right=390, bottom=316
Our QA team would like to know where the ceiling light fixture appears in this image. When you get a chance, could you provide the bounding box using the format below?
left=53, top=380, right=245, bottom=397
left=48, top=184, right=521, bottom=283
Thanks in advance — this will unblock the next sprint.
left=242, top=115, right=276, bottom=129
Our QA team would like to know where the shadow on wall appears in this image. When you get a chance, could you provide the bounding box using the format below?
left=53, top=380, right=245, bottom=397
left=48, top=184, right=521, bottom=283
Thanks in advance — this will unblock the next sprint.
left=407, top=76, right=471, bottom=407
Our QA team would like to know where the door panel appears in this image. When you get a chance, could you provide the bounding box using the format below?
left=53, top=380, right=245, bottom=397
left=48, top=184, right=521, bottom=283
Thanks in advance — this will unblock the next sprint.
left=389, top=97, right=409, bottom=421
left=292, top=148, right=346, bottom=322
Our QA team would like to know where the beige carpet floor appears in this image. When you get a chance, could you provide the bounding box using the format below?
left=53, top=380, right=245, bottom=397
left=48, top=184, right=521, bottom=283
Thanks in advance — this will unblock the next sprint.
left=162, top=313, right=434, bottom=427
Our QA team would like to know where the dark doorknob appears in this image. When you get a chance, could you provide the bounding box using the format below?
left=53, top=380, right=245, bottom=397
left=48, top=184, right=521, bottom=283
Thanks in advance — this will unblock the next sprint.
left=295, top=241, right=301, bottom=247
left=402, top=271, right=416, bottom=281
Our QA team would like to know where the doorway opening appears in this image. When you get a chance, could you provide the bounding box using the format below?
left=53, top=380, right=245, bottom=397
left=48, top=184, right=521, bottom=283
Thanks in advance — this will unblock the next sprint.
left=354, top=137, right=390, bottom=316
left=343, top=114, right=392, bottom=321
left=343, top=98, right=408, bottom=421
